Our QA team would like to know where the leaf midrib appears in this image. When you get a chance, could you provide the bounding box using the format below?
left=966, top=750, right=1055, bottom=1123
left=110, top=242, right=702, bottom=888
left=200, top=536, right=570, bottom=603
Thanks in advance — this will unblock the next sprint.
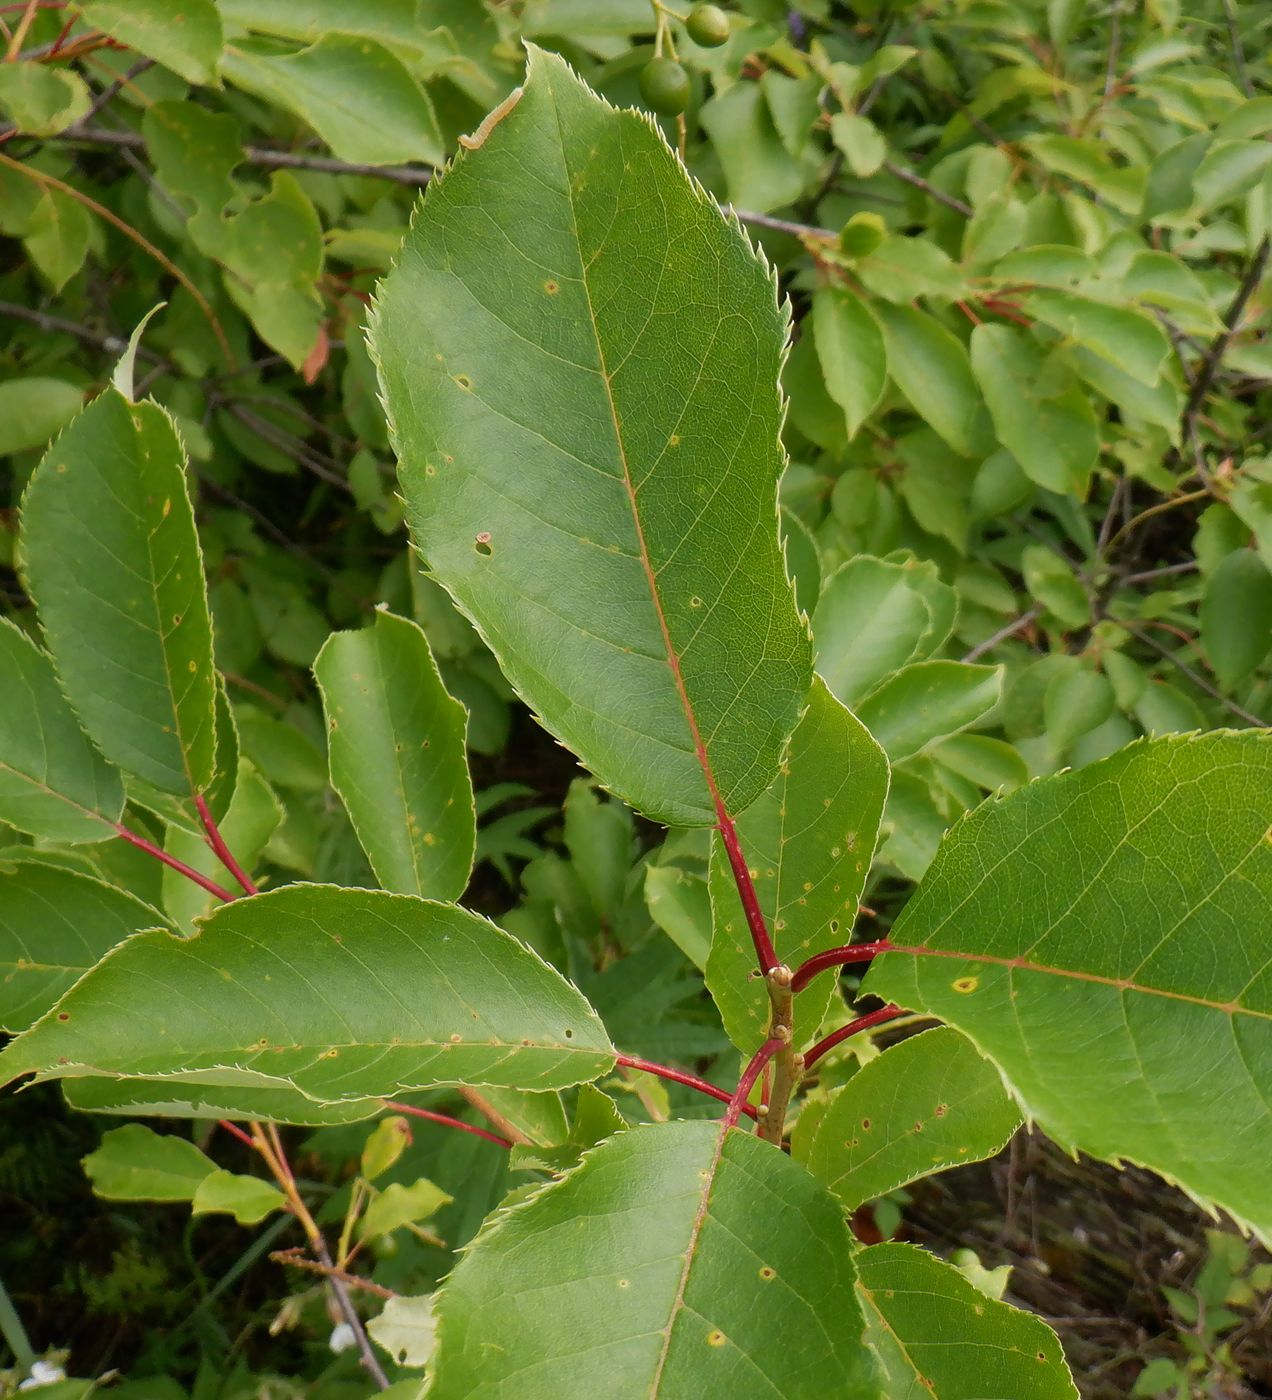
left=547, top=86, right=728, bottom=831
left=891, top=941, right=1272, bottom=1019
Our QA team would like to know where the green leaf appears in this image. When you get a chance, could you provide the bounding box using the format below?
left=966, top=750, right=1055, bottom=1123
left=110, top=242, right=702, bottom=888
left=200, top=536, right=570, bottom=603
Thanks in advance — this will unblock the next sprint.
left=812, top=287, right=887, bottom=439
left=1043, top=667, right=1115, bottom=754
left=856, top=237, right=965, bottom=306
left=0, top=63, right=89, bottom=136
left=563, top=778, right=633, bottom=919
left=79, top=0, right=223, bottom=84
left=0, top=618, right=124, bottom=843
left=857, top=1243, right=1078, bottom=1398
left=222, top=35, right=443, bottom=165
left=794, top=1028, right=1021, bottom=1212
left=707, top=677, right=889, bottom=1050
left=111, top=304, right=166, bottom=403
left=220, top=172, right=323, bottom=369
left=1024, top=134, right=1144, bottom=215
left=1192, top=140, right=1272, bottom=211
left=64, top=1077, right=385, bottom=1126
left=1020, top=291, right=1170, bottom=387
left=813, top=557, right=956, bottom=709
left=1021, top=544, right=1089, bottom=629
left=830, top=112, right=886, bottom=178
left=161, top=759, right=281, bottom=931
left=361, top=1178, right=453, bottom=1239
left=509, top=1082, right=626, bottom=1175
left=0, top=378, right=84, bottom=455
left=1200, top=550, right=1272, bottom=690
left=362, top=1115, right=413, bottom=1180
left=372, top=49, right=811, bottom=827
left=864, top=733, right=1272, bottom=1242
left=315, top=611, right=475, bottom=901
left=24, top=188, right=90, bottom=292
left=645, top=863, right=711, bottom=970
left=427, top=1121, right=879, bottom=1398
left=0, top=862, right=156, bottom=1033
left=142, top=101, right=243, bottom=254
left=82, top=1124, right=214, bottom=1201
left=970, top=325, right=1098, bottom=495
left=0, top=884, right=615, bottom=1102
left=699, top=81, right=807, bottom=213
left=855, top=661, right=1002, bottom=763
left=874, top=304, right=981, bottom=456
left=191, top=1169, right=286, bottom=1224
left=19, top=390, right=219, bottom=796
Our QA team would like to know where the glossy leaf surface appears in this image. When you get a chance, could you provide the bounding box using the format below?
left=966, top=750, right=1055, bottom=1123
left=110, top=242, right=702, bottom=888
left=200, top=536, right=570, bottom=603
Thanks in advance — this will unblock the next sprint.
left=0, top=885, right=615, bottom=1102
left=0, top=619, right=124, bottom=843
left=315, top=611, right=475, bottom=901
left=429, top=1121, right=879, bottom=1398
left=20, top=390, right=218, bottom=795
left=857, top=1243, right=1077, bottom=1398
left=866, top=732, right=1272, bottom=1241
left=373, top=49, right=810, bottom=826
left=0, top=862, right=156, bottom=1033
left=795, top=1028, right=1021, bottom=1212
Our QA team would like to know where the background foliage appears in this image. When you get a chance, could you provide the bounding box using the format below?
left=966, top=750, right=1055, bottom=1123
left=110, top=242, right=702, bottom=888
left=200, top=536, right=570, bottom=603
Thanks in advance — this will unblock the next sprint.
left=2, top=1, right=1272, bottom=1396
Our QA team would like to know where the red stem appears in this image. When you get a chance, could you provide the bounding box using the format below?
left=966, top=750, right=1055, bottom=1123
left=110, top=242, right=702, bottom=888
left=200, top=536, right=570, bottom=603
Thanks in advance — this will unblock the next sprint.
left=113, top=822, right=235, bottom=903
left=217, top=1118, right=255, bottom=1149
left=384, top=1100, right=512, bottom=1149
left=802, top=1005, right=908, bottom=1070
left=195, top=793, right=257, bottom=895
left=45, top=11, right=74, bottom=54
left=790, top=940, right=894, bottom=994
left=724, top=1037, right=782, bottom=1130
left=717, top=814, right=778, bottom=973
left=615, top=1052, right=759, bottom=1121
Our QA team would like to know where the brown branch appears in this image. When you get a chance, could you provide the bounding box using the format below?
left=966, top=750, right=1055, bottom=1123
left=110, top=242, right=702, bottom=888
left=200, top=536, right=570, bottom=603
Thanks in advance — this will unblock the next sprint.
left=270, top=1249, right=396, bottom=1300
left=0, top=298, right=165, bottom=361
left=0, top=120, right=434, bottom=185
left=1182, top=238, right=1271, bottom=440
left=1122, top=623, right=1267, bottom=728
left=961, top=608, right=1041, bottom=662
left=883, top=160, right=973, bottom=217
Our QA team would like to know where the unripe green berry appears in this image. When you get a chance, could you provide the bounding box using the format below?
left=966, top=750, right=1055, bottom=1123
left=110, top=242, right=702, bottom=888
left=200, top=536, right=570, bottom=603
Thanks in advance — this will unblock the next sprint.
left=639, top=56, right=691, bottom=116
left=686, top=3, right=730, bottom=47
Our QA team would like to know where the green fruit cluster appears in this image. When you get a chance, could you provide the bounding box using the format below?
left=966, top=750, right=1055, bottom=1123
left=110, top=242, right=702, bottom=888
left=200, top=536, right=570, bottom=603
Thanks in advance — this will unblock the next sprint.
left=639, top=5, right=729, bottom=117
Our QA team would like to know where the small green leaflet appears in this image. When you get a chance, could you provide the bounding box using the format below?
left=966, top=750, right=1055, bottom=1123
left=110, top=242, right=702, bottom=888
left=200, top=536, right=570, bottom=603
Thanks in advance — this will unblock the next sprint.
left=854, top=660, right=1002, bottom=763
left=707, top=677, right=889, bottom=1050
left=813, top=556, right=956, bottom=710
left=83, top=1123, right=215, bottom=1202
left=857, top=1243, right=1077, bottom=1398
left=63, top=1077, right=386, bottom=1126
left=970, top=324, right=1098, bottom=495
left=372, top=48, right=811, bottom=827
left=19, top=390, right=219, bottom=797
left=794, top=1028, right=1022, bottom=1212
left=864, top=732, right=1272, bottom=1243
left=812, top=286, right=887, bottom=438
left=428, top=1121, right=879, bottom=1398
left=0, top=618, right=124, bottom=844
left=874, top=303, right=981, bottom=457
left=315, top=611, right=475, bottom=901
left=0, top=884, right=615, bottom=1103
left=222, top=35, right=444, bottom=166
left=0, top=862, right=156, bottom=1033
left=191, top=1169, right=286, bottom=1225
left=78, top=0, right=223, bottom=85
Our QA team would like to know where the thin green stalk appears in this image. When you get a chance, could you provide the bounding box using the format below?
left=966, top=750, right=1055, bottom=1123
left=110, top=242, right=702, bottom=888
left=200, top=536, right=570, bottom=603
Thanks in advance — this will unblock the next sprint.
left=0, top=1275, right=36, bottom=1371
